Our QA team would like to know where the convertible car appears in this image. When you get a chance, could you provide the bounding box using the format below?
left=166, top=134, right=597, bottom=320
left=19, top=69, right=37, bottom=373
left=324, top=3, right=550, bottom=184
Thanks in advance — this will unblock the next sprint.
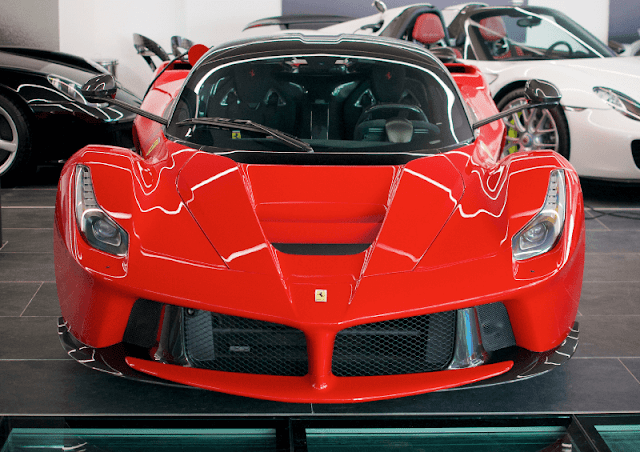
left=442, top=4, right=640, bottom=183
left=55, top=34, right=585, bottom=403
left=0, top=47, right=141, bottom=185
left=251, top=2, right=640, bottom=182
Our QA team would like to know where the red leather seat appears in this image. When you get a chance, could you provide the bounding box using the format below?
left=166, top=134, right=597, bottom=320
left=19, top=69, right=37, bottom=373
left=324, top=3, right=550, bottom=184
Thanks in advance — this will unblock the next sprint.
left=479, top=16, right=507, bottom=42
left=412, top=13, right=446, bottom=46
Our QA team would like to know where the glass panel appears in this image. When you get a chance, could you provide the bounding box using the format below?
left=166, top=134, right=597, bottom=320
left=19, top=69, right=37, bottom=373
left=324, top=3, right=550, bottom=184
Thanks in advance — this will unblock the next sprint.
left=306, top=426, right=573, bottom=452
left=167, top=53, right=474, bottom=154
left=1, top=428, right=276, bottom=452
left=596, top=425, right=640, bottom=452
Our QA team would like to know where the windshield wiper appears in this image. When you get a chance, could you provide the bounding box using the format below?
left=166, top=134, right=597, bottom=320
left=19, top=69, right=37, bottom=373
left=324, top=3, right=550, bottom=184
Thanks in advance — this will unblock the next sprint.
left=177, top=117, right=314, bottom=153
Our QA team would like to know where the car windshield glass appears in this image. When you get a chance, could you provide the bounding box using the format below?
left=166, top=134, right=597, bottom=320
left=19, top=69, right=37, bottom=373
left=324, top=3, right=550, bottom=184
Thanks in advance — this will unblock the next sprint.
left=166, top=54, right=473, bottom=154
left=467, top=8, right=615, bottom=61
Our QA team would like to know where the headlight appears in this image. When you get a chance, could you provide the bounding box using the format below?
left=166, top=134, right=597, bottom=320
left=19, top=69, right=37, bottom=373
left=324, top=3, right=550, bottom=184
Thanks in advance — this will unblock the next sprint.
left=75, top=165, right=129, bottom=256
left=593, top=87, right=640, bottom=121
left=512, top=169, right=566, bottom=261
left=47, top=74, right=106, bottom=107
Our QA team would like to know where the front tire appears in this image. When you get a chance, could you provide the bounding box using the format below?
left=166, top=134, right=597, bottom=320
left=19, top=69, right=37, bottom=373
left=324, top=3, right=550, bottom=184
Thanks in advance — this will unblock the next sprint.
left=497, top=88, right=570, bottom=160
left=0, top=93, right=33, bottom=186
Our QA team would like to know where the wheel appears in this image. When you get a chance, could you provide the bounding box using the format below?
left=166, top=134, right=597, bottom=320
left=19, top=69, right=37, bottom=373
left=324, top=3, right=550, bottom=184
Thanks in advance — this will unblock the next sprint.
left=496, top=88, right=570, bottom=160
left=0, top=93, right=33, bottom=186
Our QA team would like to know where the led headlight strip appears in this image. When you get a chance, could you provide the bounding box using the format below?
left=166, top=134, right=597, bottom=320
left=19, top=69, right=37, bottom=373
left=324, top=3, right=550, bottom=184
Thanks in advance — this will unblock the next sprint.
left=512, top=169, right=566, bottom=261
left=75, top=165, right=129, bottom=256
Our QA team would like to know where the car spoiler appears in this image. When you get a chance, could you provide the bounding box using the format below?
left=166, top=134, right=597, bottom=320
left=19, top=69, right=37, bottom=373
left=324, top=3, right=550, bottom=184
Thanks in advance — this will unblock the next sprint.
left=243, top=14, right=354, bottom=31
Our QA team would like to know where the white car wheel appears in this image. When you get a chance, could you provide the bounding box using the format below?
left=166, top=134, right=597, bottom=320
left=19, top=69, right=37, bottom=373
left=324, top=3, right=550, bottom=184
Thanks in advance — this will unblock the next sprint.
left=497, top=88, right=570, bottom=160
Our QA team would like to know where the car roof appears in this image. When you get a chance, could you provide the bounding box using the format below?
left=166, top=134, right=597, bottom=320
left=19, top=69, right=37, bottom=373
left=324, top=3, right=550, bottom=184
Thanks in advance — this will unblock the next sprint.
left=198, top=33, right=443, bottom=69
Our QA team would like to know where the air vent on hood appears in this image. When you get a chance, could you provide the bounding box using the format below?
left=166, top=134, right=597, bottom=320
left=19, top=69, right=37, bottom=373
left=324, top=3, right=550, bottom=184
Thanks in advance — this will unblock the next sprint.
left=271, top=243, right=371, bottom=256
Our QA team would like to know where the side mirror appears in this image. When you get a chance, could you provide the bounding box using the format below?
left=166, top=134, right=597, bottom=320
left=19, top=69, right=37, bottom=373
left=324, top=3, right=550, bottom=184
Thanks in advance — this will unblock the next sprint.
left=524, top=79, right=561, bottom=104
left=373, top=0, right=387, bottom=13
left=473, top=79, right=561, bottom=130
left=81, top=74, right=117, bottom=100
left=79, top=74, right=168, bottom=126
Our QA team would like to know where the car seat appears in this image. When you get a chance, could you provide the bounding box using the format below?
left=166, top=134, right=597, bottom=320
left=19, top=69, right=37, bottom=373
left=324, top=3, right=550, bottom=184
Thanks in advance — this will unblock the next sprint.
left=478, top=16, right=524, bottom=59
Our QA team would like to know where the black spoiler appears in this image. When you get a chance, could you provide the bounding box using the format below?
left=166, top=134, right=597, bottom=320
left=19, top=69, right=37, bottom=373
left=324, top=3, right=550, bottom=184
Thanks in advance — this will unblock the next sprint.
left=243, top=14, right=354, bottom=31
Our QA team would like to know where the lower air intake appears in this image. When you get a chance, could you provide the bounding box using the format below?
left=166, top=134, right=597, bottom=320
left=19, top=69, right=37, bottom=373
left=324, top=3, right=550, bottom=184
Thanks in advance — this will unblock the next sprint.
left=332, top=311, right=457, bottom=376
left=183, top=310, right=308, bottom=376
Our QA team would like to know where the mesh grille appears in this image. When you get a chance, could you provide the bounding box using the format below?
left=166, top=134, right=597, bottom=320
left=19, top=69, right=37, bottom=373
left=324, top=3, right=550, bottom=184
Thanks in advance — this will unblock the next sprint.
left=332, top=311, right=457, bottom=376
left=184, top=310, right=308, bottom=376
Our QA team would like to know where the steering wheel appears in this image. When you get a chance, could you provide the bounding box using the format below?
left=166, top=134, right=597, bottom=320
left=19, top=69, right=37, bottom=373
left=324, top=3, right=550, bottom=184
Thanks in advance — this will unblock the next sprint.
left=545, top=41, right=573, bottom=57
left=489, top=37, right=510, bottom=57
left=358, top=103, right=429, bottom=123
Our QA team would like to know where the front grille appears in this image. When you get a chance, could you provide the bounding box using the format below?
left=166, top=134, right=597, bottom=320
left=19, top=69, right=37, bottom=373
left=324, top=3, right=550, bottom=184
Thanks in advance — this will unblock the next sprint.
left=183, top=310, right=308, bottom=376
left=332, top=311, right=457, bottom=376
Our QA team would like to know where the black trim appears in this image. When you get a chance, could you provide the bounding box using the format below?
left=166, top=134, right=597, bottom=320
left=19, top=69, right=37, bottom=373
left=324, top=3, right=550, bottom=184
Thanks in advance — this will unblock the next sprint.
left=58, top=317, right=190, bottom=389
left=123, top=299, right=164, bottom=349
left=201, top=150, right=428, bottom=166
left=271, top=243, right=370, bottom=255
left=632, top=140, right=640, bottom=170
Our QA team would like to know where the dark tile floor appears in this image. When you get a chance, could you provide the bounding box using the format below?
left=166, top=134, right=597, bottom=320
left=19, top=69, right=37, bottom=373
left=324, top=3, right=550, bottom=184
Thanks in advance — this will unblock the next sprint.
left=1, top=177, right=639, bottom=416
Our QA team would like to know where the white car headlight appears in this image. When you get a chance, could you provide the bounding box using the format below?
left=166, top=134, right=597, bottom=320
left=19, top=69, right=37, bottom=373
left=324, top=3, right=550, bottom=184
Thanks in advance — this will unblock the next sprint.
left=512, top=169, right=566, bottom=261
left=75, top=165, right=128, bottom=256
left=593, top=87, right=640, bottom=121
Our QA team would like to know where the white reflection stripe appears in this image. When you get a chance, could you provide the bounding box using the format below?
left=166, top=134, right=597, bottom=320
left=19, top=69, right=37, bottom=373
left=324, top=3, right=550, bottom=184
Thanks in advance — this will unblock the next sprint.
left=404, top=168, right=458, bottom=205
left=191, top=166, right=238, bottom=191
left=376, top=243, right=419, bottom=263
left=223, top=242, right=267, bottom=263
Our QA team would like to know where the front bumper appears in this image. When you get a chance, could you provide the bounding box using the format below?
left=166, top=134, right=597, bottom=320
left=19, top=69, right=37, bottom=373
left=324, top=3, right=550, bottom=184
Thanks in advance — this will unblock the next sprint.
left=58, top=316, right=579, bottom=403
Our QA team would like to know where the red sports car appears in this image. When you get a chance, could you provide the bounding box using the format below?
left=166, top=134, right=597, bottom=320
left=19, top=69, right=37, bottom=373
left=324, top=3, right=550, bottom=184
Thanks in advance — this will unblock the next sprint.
left=54, top=34, right=585, bottom=403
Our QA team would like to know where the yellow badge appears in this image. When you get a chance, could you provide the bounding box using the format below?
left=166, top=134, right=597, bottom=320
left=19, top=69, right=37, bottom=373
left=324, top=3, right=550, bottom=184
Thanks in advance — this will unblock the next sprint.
left=232, top=130, right=242, bottom=139
left=146, top=137, right=160, bottom=156
left=315, top=289, right=327, bottom=303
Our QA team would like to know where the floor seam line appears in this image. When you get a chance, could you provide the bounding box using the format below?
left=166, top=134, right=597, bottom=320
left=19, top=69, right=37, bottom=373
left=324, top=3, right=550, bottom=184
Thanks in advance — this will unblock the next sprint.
left=20, top=282, right=44, bottom=317
left=619, top=359, right=640, bottom=385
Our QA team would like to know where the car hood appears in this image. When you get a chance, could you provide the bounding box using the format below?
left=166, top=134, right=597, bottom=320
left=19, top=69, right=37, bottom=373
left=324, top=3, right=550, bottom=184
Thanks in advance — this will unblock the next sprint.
left=477, top=56, right=640, bottom=108
left=176, top=152, right=464, bottom=283
left=0, top=47, right=106, bottom=81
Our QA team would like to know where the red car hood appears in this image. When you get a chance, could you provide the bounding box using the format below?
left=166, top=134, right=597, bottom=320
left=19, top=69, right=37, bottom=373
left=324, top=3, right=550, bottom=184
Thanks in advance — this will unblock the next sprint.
left=176, top=153, right=464, bottom=286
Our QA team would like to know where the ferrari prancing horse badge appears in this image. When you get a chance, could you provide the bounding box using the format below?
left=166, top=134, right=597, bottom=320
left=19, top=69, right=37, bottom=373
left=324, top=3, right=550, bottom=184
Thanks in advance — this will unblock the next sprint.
left=315, top=289, right=327, bottom=302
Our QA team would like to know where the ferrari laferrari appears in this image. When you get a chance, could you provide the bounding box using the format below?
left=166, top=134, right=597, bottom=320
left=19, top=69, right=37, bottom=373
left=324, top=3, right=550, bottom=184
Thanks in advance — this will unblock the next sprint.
left=55, top=34, right=585, bottom=403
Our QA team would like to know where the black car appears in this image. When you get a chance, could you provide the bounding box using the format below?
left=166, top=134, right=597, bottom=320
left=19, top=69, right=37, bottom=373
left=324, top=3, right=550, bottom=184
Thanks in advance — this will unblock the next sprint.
left=0, top=47, right=141, bottom=185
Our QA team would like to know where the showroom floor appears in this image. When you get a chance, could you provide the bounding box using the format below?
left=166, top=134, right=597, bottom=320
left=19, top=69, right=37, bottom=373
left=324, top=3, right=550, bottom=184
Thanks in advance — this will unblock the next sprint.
left=1, top=174, right=640, bottom=417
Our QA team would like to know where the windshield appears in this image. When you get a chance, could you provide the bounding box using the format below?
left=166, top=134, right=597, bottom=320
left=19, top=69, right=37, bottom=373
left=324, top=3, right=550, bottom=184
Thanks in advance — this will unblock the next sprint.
left=167, top=53, right=473, bottom=154
left=465, top=7, right=615, bottom=61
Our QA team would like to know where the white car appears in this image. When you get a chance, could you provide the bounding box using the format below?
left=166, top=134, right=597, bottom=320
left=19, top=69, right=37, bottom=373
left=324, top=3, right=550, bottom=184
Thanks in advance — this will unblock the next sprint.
left=249, top=3, right=640, bottom=182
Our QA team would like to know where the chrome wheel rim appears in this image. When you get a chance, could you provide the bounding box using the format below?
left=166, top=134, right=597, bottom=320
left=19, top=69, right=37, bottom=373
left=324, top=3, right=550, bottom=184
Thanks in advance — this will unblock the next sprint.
left=0, top=105, right=19, bottom=175
left=501, top=97, right=560, bottom=157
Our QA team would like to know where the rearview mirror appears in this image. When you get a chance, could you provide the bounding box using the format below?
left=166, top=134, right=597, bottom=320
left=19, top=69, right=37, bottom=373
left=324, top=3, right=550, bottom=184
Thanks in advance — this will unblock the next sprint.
left=81, top=74, right=117, bottom=100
